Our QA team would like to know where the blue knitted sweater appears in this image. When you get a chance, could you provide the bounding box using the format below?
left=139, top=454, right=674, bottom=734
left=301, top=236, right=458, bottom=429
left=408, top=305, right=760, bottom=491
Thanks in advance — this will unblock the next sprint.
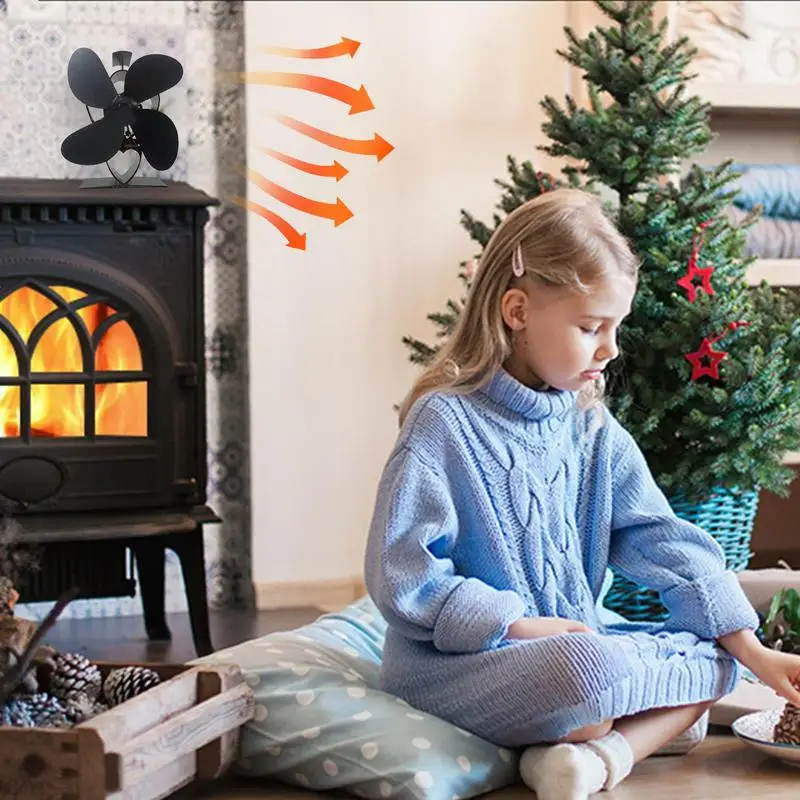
left=365, top=368, right=758, bottom=662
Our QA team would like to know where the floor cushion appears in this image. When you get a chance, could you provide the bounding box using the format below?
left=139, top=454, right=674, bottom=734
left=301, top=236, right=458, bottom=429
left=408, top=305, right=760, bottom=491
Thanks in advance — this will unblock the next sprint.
left=193, top=595, right=518, bottom=800
left=193, top=573, right=712, bottom=798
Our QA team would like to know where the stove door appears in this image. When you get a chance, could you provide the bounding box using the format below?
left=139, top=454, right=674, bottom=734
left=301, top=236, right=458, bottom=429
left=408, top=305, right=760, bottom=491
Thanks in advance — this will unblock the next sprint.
left=0, top=251, right=200, bottom=513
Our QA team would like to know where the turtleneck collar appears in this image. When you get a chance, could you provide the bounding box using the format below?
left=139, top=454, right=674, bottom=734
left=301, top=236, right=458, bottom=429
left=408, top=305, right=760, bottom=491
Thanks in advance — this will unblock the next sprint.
left=480, top=369, right=577, bottom=422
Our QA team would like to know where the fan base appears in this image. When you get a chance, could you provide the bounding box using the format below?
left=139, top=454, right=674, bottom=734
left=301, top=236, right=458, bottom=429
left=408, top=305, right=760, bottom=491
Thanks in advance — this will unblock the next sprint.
left=79, top=177, right=167, bottom=189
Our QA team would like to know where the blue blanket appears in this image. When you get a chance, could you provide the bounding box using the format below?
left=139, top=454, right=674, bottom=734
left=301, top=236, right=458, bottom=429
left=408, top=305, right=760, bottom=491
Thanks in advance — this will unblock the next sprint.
left=729, top=163, right=800, bottom=221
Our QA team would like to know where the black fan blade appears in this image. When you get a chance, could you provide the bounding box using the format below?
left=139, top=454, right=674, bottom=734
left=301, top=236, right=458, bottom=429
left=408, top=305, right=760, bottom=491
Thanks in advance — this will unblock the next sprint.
left=60, top=107, right=132, bottom=165
left=67, top=48, right=117, bottom=109
left=124, top=54, right=183, bottom=103
left=131, top=108, right=179, bottom=171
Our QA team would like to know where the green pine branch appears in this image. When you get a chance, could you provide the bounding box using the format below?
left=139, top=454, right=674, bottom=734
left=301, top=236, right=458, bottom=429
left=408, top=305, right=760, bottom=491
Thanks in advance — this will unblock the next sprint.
left=402, top=0, right=800, bottom=501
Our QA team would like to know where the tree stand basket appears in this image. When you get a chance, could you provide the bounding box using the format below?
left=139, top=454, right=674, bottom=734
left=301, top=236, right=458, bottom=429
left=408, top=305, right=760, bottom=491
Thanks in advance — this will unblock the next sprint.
left=602, top=487, right=760, bottom=622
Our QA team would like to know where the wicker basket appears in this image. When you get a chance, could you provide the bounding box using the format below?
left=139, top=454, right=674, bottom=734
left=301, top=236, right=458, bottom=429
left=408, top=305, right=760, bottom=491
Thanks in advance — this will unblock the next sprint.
left=602, top=487, right=760, bottom=622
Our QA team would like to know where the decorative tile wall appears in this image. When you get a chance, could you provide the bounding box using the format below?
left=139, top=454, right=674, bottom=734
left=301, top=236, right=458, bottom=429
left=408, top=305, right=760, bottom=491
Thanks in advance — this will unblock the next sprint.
left=1, top=0, right=253, bottom=618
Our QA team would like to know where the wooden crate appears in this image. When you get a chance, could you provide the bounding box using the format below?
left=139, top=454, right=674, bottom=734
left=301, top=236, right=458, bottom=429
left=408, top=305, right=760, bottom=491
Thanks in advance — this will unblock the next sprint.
left=0, top=661, right=255, bottom=800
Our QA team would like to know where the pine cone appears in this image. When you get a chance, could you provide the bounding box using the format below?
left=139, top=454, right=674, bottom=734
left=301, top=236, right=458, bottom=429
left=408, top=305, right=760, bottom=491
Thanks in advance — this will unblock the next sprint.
left=0, top=577, right=17, bottom=616
left=0, top=646, right=40, bottom=694
left=64, top=692, right=107, bottom=726
left=103, top=666, right=161, bottom=707
left=48, top=653, right=102, bottom=703
left=1, top=694, right=70, bottom=729
left=1, top=697, right=34, bottom=727
left=774, top=703, right=800, bottom=745
left=26, top=693, right=70, bottom=729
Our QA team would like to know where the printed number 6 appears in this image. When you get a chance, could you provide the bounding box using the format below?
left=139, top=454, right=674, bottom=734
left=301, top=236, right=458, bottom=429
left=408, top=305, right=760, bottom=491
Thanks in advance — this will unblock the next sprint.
left=770, top=35, right=800, bottom=80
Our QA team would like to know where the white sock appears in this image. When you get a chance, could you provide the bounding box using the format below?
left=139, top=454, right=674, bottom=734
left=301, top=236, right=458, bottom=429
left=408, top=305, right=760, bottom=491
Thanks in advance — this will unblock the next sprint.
left=519, top=742, right=607, bottom=799
left=584, top=729, right=635, bottom=790
left=654, top=710, right=709, bottom=756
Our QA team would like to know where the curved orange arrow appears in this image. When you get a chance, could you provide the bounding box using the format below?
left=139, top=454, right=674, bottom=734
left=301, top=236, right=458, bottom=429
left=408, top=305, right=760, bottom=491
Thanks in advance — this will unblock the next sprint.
left=228, top=195, right=307, bottom=250
left=244, top=168, right=353, bottom=227
left=258, top=37, right=360, bottom=59
left=271, top=113, right=394, bottom=161
left=228, top=71, right=373, bottom=114
left=260, top=147, right=348, bottom=181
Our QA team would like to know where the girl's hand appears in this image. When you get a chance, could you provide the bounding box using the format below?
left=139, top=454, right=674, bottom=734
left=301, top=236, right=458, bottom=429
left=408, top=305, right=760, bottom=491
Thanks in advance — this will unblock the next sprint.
left=719, top=628, right=800, bottom=707
left=743, top=648, right=800, bottom=707
left=506, top=616, right=591, bottom=640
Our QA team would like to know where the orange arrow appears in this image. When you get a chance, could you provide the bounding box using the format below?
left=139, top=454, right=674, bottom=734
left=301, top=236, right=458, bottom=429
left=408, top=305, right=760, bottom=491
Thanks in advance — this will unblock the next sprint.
left=244, top=167, right=353, bottom=227
left=258, top=37, right=360, bottom=59
left=226, top=71, right=373, bottom=114
left=260, top=147, right=348, bottom=181
left=228, top=195, right=307, bottom=250
left=271, top=113, right=394, bottom=161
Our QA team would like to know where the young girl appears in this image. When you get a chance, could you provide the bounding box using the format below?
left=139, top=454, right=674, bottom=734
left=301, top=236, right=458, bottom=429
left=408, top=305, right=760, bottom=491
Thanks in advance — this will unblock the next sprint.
left=364, top=189, right=800, bottom=799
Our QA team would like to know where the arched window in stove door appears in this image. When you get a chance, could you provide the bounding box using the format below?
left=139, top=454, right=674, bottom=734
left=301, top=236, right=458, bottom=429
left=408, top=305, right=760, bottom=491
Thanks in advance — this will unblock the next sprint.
left=0, top=281, right=148, bottom=439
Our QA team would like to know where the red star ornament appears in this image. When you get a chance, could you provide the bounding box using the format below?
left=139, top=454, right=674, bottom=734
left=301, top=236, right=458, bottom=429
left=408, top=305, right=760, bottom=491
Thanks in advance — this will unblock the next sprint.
left=685, top=338, right=727, bottom=381
left=677, top=264, right=716, bottom=303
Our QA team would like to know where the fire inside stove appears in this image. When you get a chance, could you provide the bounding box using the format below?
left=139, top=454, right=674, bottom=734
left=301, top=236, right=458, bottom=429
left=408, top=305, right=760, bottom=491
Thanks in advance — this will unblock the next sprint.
left=0, top=284, right=147, bottom=438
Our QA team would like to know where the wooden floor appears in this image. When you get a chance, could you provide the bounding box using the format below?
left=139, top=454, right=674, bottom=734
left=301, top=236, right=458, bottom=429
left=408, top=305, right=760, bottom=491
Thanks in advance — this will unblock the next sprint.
left=46, top=608, right=800, bottom=799
left=177, top=735, right=800, bottom=800
left=45, top=606, right=323, bottom=663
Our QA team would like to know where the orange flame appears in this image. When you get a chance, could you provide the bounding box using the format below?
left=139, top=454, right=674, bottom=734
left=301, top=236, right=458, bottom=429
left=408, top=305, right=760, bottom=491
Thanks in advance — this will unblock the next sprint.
left=0, top=286, right=147, bottom=438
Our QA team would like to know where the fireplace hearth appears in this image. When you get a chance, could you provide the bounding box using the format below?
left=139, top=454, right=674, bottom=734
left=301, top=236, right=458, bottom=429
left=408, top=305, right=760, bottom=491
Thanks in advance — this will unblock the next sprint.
left=0, top=177, right=220, bottom=656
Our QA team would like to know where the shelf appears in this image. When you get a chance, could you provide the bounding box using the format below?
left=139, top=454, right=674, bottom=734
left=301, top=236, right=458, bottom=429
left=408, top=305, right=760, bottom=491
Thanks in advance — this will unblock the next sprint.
left=693, top=81, right=800, bottom=113
left=746, top=259, right=800, bottom=286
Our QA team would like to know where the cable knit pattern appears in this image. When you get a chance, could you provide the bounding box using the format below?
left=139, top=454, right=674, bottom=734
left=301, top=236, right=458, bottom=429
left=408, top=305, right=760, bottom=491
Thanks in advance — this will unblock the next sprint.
left=364, top=369, right=760, bottom=746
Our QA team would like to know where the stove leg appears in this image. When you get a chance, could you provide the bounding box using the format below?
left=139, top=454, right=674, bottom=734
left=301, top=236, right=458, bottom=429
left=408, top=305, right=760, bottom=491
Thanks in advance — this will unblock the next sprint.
left=132, top=541, right=172, bottom=641
left=170, top=528, right=214, bottom=657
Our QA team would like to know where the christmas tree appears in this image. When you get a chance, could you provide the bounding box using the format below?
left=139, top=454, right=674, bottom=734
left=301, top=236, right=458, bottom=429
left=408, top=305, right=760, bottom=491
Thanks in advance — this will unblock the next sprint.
left=403, top=0, right=800, bottom=504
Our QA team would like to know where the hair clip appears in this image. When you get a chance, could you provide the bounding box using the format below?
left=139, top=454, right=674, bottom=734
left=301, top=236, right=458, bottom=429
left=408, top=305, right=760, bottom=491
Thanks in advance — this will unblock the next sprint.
left=511, top=245, right=525, bottom=278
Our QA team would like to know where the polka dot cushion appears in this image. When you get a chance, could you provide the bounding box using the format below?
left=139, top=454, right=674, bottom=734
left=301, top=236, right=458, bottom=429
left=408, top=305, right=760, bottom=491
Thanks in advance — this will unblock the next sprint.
left=192, top=595, right=518, bottom=800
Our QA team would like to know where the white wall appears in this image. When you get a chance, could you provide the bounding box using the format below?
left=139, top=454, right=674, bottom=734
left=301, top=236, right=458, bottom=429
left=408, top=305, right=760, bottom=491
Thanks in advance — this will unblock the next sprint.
left=245, top=1, right=571, bottom=595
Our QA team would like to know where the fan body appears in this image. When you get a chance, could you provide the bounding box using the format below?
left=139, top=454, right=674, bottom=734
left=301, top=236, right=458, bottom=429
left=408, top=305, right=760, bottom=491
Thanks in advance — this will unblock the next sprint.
left=60, top=48, right=183, bottom=189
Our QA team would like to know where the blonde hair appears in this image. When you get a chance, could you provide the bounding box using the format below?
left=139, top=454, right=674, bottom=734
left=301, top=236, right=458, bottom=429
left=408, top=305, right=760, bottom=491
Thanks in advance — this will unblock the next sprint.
left=399, top=188, right=640, bottom=425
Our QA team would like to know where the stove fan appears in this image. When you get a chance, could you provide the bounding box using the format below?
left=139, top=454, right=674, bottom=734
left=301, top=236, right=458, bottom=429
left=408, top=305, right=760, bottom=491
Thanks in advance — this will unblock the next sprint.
left=60, top=47, right=183, bottom=189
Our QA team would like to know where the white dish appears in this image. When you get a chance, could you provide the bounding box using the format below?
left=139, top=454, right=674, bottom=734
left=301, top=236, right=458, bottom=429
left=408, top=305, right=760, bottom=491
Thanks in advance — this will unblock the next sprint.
left=732, top=708, right=800, bottom=768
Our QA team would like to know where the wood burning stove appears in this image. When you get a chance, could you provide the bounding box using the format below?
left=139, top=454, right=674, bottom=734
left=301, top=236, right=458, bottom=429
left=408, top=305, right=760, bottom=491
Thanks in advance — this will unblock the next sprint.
left=0, top=177, right=220, bottom=656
